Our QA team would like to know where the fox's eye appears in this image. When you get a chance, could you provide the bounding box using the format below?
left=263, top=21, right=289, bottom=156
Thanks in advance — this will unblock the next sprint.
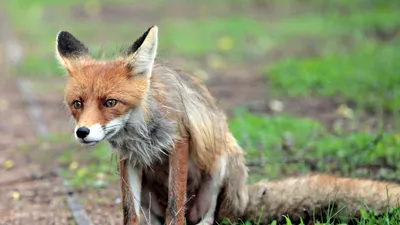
left=104, top=99, right=118, bottom=108
left=72, top=100, right=83, bottom=109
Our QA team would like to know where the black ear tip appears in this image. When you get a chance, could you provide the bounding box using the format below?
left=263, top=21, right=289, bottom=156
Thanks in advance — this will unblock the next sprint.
left=57, top=31, right=74, bottom=42
left=56, top=30, right=88, bottom=57
left=58, top=30, right=70, bottom=36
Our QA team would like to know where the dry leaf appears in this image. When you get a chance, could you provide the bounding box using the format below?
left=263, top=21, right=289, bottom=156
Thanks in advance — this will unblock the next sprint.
left=269, top=99, right=284, bottom=112
left=0, top=99, right=8, bottom=111
left=337, top=104, right=353, bottom=119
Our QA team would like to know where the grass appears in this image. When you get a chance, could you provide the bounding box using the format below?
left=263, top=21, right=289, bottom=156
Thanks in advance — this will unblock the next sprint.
left=4, top=0, right=146, bottom=76
left=230, top=109, right=400, bottom=182
left=24, top=133, right=119, bottom=190
left=161, top=17, right=268, bottom=59
left=58, top=142, right=118, bottom=190
left=265, top=40, right=400, bottom=113
left=5, top=0, right=399, bottom=76
left=358, top=207, right=400, bottom=225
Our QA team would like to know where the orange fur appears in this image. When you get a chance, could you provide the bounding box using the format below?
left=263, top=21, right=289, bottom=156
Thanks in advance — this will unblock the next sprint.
left=166, top=137, right=189, bottom=225
left=65, top=60, right=149, bottom=127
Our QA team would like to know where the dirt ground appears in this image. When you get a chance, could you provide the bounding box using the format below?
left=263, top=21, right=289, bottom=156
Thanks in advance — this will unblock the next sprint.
left=0, top=78, right=73, bottom=225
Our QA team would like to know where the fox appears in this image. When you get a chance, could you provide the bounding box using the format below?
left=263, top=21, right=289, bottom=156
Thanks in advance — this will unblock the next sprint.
left=56, top=25, right=400, bottom=225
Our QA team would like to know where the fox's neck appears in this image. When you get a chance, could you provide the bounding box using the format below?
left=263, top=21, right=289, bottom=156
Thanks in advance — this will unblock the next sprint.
left=108, top=95, right=177, bottom=168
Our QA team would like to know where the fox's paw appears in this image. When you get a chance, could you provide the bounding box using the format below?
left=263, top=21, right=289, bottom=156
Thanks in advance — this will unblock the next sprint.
left=218, top=188, right=249, bottom=221
left=195, top=217, right=214, bottom=225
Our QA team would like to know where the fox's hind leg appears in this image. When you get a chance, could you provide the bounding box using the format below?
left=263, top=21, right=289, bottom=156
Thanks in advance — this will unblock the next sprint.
left=186, top=156, right=228, bottom=225
left=216, top=153, right=249, bottom=222
left=140, top=184, right=165, bottom=225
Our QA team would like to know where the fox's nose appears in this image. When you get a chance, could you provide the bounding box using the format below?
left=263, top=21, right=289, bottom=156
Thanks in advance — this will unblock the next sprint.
left=76, top=126, right=90, bottom=139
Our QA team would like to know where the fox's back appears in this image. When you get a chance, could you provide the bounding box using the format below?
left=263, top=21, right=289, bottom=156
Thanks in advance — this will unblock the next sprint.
left=147, top=64, right=243, bottom=171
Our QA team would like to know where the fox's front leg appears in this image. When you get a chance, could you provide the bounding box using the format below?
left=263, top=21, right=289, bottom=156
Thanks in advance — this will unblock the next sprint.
left=166, top=137, right=189, bottom=225
left=119, top=157, right=143, bottom=225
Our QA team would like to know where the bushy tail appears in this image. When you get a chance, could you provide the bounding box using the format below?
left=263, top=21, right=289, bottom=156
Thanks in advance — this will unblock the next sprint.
left=242, top=173, right=400, bottom=224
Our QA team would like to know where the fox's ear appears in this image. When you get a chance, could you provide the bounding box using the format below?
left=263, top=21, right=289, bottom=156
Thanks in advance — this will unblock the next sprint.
left=125, top=25, right=158, bottom=77
left=55, top=31, right=90, bottom=72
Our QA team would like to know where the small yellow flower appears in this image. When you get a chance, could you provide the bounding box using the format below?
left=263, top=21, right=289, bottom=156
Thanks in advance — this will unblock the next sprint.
left=69, top=161, right=79, bottom=170
left=394, top=133, right=400, bottom=143
left=12, top=191, right=20, bottom=200
left=217, top=36, right=234, bottom=52
left=3, top=160, right=14, bottom=170
left=77, top=168, right=88, bottom=177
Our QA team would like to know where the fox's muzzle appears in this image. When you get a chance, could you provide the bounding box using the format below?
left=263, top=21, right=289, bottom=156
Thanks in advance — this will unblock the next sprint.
left=74, top=116, right=128, bottom=147
left=74, top=123, right=105, bottom=146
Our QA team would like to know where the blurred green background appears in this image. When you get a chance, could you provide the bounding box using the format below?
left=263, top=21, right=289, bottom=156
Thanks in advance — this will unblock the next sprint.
left=1, top=0, right=400, bottom=223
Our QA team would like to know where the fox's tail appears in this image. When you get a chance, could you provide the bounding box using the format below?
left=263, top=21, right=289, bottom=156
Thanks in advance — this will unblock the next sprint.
left=242, top=173, right=400, bottom=224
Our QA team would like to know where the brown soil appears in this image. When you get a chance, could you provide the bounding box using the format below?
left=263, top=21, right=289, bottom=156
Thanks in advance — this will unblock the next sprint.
left=77, top=187, right=123, bottom=225
left=0, top=78, right=73, bottom=225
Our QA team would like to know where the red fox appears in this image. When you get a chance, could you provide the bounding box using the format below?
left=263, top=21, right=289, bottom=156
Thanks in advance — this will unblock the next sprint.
left=56, top=25, right=400, bottom=225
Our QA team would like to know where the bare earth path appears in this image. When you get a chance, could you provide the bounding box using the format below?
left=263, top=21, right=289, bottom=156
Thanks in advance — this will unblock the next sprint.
left=0, top=7, right=80, bottom=224
left=0, top=77, right=74, bottom=225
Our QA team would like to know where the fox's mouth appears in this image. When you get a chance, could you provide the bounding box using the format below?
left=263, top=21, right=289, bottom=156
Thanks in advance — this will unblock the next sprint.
left=79, top=139, right=99, bottom=147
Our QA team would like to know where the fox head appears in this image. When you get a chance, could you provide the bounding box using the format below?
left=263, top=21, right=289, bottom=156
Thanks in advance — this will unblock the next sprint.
left=56, top=26, right=158, bottom=146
